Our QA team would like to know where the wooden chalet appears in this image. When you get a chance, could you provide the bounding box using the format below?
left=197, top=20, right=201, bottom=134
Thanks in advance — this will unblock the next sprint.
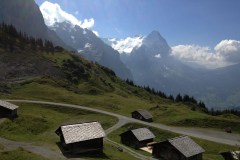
left=131, top=109, right=153, bottom=122
left=0, top=100, right=19, bottom=118
left=55, top=121, right=106, bottom=154
left=220, top=151, right=240, bottom=160
left=120, top=128, right=155, bottom=148
left=151, top=136, right=205, bottom=160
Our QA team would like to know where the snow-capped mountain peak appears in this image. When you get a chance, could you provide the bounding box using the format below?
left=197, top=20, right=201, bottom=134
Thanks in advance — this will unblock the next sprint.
left=103, top=36, right=144, bottom=54
left=103, top=31, right=170, bottom=57
left=140, top=30, right=171, bottom=57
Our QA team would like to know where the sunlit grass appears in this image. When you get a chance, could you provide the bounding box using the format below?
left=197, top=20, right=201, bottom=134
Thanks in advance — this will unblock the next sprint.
left=1, top=79, right=240, bottom=133
left=0, top=148, right=48, bottom=160
left=108, top=123, right=240, bottom=160
left=0, top=103, right=117, bottom=148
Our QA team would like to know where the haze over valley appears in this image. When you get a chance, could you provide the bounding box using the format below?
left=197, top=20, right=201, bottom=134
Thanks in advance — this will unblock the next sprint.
left=0, top=1, right=240, bottom=160
left=36, top=1, right=240, bottom=108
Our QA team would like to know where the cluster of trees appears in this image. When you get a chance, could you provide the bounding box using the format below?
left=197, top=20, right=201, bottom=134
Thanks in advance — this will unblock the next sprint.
left=126, top=79, right=207, bottom=111
left=2, top=24, right=239, bottom=117
left=126, top=79, right=168, bottom=98
left=0, top=23, right=62, bottom=53
left=92, top=61, right=116, bottom=77
left=175, top=94, right=206, bottom=107
left=126, top=79, right=240, bottom=117
left=143, top=85, right=168, bottom=99
left=209, top=108, right=240, bottom=117
left=62, top=55, right=89, bottom=84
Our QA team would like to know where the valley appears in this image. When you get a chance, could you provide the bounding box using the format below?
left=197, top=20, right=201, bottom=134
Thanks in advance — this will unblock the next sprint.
left=0, top=0, right=240, bottom=160
left=0, top=101, right=239, bottom=160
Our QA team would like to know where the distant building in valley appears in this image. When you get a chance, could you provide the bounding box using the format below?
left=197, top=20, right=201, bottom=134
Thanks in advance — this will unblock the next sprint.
left=55, top=121, right=105, bottom=154
left=131, top=109, right=153, bottom=122
left=151, top=136, right=205, bottom=160
left=220, top=151, right=240, bottom=160
left=0, top=100, right=19, bottom=118
left=120, top=128, right=155, bottom=148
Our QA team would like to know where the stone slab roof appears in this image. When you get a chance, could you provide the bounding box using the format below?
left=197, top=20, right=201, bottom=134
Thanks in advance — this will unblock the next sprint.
left=135, top=110, right=153, bottom=119
left=131, top=128, right=155, bottom=141
left=59, top=121, right=105, bottom=144
left=0, top=100, right=19, bottom=110
left=168, top=136, right=205, bottom=158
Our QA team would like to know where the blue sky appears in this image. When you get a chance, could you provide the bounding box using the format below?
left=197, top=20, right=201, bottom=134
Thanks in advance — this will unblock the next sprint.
left=35, top=0, right=240, bottom=47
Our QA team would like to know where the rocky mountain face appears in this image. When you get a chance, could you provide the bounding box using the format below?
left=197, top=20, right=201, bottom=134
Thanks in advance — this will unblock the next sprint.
left=0, top=0, right=131, bottom=79
left=0, top=0, right=68, bottom=48
left=0, top=0, right=239, bottom=107
left=104, top=31, right=240, bottom=108
left=48, top=22, right=133, bottom=80
left=119, top=31, right=202, bottom=94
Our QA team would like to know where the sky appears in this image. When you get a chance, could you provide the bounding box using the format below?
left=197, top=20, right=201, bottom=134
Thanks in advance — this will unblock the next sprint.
left=35, top=0, right=240, bottom=69
left=35, top=0, right=240, bottom=47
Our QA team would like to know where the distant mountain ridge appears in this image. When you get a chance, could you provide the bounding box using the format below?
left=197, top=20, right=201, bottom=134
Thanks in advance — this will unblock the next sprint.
left=47, top=21, right=133, bottom=80
left=1, top=0, right=239, bottom=108
left=104, top=31, right=240, bottom=108
left=0, top=0, right=70, bottom=49
left=0, top=0, right=132, bottom=80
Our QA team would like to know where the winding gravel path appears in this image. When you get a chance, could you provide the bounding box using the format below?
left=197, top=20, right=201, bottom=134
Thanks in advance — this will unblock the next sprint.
left=0, top=99, right=154, bottom=160
left=1, top=99, right=240, bottom=160
left=105, top=117, right=129, bottom=135
left=4, top=99, right=240, bottom=146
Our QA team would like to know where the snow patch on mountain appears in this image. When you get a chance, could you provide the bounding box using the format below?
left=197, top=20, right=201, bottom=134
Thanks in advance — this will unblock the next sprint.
left=92, top=31, right=99, bottom=37
left=154, top=54, right=161, bottom=59
left=107, top=36, right=144, bottom=54
left=84, top=43, right=92, bottom=48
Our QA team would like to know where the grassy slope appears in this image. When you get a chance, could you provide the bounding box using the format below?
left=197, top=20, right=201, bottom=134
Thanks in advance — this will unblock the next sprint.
left=108, top=123, right=240, bottom=160
left=0, top=42, right=239, bottom=133
left=0, top=103, right=117, bottom=147
left=1, top=79, right=240, bottom=133
left=0, top=148, right=48, bottom=160
left=0, top=30, right=240, bottom=160
left=0, top=103, right=139, bottom=160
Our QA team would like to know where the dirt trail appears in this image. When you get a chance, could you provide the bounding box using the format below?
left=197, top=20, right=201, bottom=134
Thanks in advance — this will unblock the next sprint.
left=1, top=99, right=240, bottom=160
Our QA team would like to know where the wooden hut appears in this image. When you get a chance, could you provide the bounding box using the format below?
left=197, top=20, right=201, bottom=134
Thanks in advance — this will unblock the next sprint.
left=131, top=109, right=153, bottom=122
left=55, top=121, right=105, bottom=154
left=120, top=128, right=155, bottom=148
left=0, top=100, right=19, bottom=118
left=220, top=151, right=240, bottom=160
left=151, top=136, right=205, bottom=160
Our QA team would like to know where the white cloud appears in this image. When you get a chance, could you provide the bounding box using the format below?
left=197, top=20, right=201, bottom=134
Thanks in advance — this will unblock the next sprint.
left=40, top=1, right=94, bottom=29
left=214, top=40, right=240, bottom=63
left=171, top=39, right=240, bottom=69
left=109, top=36, right=144, bottom=54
